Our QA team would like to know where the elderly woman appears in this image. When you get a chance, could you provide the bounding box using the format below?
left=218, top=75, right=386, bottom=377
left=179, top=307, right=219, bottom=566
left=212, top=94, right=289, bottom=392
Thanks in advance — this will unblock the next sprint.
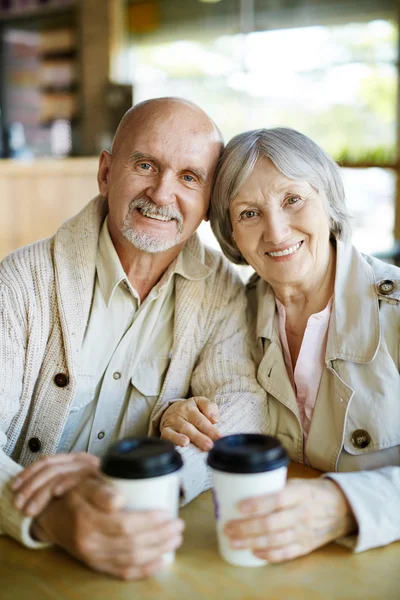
left=161, top=127, right=400, bottom=562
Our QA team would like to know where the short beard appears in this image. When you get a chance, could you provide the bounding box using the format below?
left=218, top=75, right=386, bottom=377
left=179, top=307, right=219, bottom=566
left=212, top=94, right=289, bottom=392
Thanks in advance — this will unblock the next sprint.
left=122, top=197, right=184, bottom=254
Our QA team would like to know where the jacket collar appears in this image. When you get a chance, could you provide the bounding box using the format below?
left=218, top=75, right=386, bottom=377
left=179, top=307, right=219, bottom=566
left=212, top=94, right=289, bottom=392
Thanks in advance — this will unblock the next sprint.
left=327, top=239, right=380, bottom=363
left=254, top=239, right=381, bottom=364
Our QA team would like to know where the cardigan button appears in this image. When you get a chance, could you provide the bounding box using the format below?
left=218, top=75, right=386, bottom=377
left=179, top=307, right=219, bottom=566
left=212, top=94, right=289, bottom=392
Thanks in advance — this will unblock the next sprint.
left=351, top=429, right=371, bottom=449
left=28, top=437, right=42, bottom=453
left=377, top=280, right=395, bottom=295
left=54, top=373, right=69, bottom=388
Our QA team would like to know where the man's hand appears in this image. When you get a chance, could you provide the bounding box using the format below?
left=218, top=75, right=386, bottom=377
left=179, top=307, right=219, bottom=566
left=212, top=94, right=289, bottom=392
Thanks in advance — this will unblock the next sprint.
left=160, top=396, right=221, bottom=451
left=223, top=478, right=357, bottom=563
left=12, top=453, right=100, bottom=517
left=31, top=478, right=185, bottom=580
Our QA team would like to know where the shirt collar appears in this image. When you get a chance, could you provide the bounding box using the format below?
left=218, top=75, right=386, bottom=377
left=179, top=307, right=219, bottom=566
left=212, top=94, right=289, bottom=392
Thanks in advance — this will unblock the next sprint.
left=96, top=219, right=211, bottom=307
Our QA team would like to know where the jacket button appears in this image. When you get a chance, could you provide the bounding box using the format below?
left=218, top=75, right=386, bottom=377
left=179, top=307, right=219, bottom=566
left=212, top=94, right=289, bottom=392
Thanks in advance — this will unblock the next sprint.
left=351, top=429, right=371, bottom=449
left=54, top=373, right=69, bottom=388
left=28, top=437, right=42, bottom=453
left=377, top=280, right=395, bottom=295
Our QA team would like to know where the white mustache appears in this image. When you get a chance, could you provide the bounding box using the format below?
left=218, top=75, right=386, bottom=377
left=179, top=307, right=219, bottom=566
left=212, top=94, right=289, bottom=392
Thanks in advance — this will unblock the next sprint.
left=128, top=197, right=183, bottom=230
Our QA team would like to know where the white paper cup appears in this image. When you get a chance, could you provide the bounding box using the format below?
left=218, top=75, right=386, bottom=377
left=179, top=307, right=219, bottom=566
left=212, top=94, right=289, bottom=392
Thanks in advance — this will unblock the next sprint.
left=207, top=434, right=289, bottom=567
left=101, top=437, right=183, bottom=565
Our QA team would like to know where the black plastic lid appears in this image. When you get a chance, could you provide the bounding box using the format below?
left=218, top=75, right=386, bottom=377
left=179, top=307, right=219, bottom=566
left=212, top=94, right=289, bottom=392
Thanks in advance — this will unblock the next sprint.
left=101, top=437, right=183, bottom=479
left=207, top=434, right=288, bottom=474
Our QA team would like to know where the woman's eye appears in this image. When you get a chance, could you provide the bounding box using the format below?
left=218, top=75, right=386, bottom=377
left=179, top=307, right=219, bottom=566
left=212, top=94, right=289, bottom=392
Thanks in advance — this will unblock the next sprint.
left=183, top=174, right=195, bottom=182
left=287, top=195, right=300, bottom=205
left=241, top=210, right=258, bottom=220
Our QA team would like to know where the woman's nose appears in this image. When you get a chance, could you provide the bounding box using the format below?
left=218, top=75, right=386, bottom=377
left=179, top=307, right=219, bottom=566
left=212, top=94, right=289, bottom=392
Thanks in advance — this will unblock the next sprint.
left=262, top=212, right=290, bottom=244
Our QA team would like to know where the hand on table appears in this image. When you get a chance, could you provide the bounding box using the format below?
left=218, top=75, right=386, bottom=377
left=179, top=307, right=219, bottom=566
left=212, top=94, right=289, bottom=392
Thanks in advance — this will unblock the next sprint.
left=224, top=478, right=357, bottom=563
left=160, top=396, right=221, bottom=451
left=31, top=477, right=185, bottom=580
left=12, top=453, right=100, bottom=517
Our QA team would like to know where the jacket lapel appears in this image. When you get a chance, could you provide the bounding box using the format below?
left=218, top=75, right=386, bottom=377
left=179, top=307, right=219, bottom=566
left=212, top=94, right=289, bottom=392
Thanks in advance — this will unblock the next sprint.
left=254, top=278, right=300, bottom=420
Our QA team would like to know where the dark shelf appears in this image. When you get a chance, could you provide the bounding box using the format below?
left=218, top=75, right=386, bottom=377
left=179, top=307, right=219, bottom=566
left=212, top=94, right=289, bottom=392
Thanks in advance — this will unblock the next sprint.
left=39, top=84, right=78, bottom=93
left=338, top=161, right=398, bottom=170
left=39, top=48, right=77, bottom=60
left=0, top=4, right=77, bottom=24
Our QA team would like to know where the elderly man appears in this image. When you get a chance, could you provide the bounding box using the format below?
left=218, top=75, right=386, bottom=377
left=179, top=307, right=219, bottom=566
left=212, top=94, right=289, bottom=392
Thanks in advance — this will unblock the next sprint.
left=0, top=98, right=267, bottom=579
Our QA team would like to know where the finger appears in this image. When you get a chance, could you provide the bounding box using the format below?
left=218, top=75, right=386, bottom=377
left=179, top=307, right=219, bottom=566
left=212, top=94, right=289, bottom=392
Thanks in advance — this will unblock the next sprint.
left=107, top=511, right=183, bottom=538
left=186, top=410, right=221, bottom=443
left=253, top=542, right=305, bottom=564
left=160, top=427, right=190, bottom=447
left=229, top=527, right=295, bottom=550
left=14, top=461, right=99, bottom=510
left=112, top=533, right=183, bottom=568
left=238, top=480, right=305, bottom=514
left=176, top=421, right=215, bottom=451
left=193, top=397, right=220, bottom=423
left=12, top=453, right=99, bottom=491
left=224, top=507, right=300, bottom=539
left=79, top=478, right=127, bottom=512
left=113, top=559, right=165, bottom=581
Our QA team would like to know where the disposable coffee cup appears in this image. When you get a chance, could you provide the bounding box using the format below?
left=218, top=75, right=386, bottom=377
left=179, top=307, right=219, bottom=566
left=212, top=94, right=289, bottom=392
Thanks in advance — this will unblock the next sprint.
left=207, top=434, right=289, bottom=567
left=101, top=437, right=183, bottom=565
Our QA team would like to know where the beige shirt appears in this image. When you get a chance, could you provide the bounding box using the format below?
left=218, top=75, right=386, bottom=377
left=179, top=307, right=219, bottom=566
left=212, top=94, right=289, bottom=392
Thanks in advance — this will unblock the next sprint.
left=58, top=217, right=200, bottom=456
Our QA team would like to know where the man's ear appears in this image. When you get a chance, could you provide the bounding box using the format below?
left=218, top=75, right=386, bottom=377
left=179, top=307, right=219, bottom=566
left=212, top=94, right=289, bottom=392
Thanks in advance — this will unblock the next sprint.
left=97, top=150, right=111, bottom=197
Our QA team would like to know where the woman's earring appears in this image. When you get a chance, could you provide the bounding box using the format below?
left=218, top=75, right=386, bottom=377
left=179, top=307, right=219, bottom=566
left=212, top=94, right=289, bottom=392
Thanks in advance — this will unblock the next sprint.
left=231, top=230, right=235, bottom=241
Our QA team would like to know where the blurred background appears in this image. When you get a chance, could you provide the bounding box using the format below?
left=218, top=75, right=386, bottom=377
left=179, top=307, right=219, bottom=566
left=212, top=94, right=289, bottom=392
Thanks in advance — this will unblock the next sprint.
left=0, top=0, right=399, bottom=277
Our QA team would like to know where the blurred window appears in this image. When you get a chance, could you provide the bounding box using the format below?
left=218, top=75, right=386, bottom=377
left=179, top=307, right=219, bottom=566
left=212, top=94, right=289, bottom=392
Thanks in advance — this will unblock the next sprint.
left=129, top=18, right=398, bottom=266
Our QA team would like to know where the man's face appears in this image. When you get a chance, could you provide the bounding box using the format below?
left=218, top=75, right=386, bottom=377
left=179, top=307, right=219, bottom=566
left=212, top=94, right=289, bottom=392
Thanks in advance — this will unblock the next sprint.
left=98, top=105, right=221, bottom=255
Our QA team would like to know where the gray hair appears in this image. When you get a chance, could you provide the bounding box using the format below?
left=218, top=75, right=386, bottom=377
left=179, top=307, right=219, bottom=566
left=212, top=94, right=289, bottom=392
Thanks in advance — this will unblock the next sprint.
left=210, top=127, right=351, bottom=265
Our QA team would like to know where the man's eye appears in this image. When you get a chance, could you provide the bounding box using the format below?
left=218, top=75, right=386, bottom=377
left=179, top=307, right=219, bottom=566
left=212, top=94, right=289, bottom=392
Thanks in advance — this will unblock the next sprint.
left=241, top=210, right=258, bottom=220
left=139, top=163, right=152, bottom=170
left=183, top=174, right=195, bottom=182
left=287, top=195, right=300, bottom=205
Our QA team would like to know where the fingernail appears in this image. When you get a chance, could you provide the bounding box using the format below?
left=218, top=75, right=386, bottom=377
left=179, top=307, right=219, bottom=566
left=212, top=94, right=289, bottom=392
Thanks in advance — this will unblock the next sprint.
left=181, top=437, right=190, bottom=447
left=26, top=503, right=37, bottom=516
left=14, top=494, right=23, bottom=509
left=239, top=501, right=253, bottom=513
left=203, top=440, right=213, bottom=451
left=231, top=540, right=245, bottom=548
left=210, top=414, right=219, bottom=423
left=11, top=478, right=22, bottom=490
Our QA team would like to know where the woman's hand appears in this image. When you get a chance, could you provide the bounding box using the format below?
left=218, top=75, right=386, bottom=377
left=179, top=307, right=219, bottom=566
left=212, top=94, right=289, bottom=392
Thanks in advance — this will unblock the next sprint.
left=160, top=396, right=221, bottom=451
left=12, top=452, right=100, bottom=517
left=224, top=478, right=358, bottom=563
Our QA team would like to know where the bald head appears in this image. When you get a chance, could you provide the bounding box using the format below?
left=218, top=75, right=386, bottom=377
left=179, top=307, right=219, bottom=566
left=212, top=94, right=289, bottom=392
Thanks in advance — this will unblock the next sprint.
left=111, top=97, right=223, bottom=156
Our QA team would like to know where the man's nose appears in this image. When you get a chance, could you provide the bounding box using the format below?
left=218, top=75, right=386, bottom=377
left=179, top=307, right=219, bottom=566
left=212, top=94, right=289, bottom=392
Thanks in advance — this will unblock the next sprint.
left=262, top=211, right=291, bottom=244
left=145, top=173, right=176, bottom=205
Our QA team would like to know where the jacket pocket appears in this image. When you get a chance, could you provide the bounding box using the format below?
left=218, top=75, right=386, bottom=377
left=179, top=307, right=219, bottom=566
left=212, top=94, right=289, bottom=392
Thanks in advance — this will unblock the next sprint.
left=130, top=357, right=170, bottom=398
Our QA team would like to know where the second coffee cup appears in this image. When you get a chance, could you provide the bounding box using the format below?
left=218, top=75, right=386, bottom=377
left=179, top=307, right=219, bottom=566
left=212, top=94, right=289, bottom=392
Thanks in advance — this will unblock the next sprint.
left=207, top=433, right=289, bottom=567
left=100, top=437, right=183, bottom=565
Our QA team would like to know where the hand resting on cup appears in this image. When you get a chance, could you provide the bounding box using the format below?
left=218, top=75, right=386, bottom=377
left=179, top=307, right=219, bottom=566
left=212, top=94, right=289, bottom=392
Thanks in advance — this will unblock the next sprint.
left=12, top=452, right=100, bottom=517
left=160, top=396, right=221, bottom=451
left=30, top=477, right=185, bottom=580
left=224, top=478, right=358, bottom=563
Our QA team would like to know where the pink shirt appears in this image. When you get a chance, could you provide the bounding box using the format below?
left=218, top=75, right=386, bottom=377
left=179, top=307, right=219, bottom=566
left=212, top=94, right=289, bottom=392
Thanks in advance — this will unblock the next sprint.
left=276, top=297, right=333, bottom=442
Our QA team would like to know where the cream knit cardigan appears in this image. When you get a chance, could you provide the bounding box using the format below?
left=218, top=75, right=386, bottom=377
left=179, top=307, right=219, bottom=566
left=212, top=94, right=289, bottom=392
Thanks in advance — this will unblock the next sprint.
left=0, top=196, right=268, bottom=547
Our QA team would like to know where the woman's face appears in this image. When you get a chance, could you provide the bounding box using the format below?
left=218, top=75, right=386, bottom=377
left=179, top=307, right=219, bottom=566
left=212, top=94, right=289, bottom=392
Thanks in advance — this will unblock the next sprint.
left=229, top=158, right=332, bottom=290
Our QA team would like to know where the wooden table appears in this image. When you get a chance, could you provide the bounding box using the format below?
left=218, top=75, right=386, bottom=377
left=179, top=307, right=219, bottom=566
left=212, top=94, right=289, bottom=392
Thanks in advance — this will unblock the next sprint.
left=1, top=463, right=399, bottom=600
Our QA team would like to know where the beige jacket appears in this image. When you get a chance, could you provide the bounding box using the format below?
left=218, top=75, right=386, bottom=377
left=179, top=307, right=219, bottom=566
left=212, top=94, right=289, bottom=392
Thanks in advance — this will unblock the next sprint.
left=0, top=196, right=268, bottom=547
left=247, top=239, right=400, bottom=552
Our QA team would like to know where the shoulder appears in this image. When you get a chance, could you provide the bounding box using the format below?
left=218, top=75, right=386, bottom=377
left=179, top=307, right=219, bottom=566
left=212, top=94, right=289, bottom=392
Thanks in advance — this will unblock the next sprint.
left=186, top=234, right=245, bottom=301
left=0, top=236, right=55, bottom=295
